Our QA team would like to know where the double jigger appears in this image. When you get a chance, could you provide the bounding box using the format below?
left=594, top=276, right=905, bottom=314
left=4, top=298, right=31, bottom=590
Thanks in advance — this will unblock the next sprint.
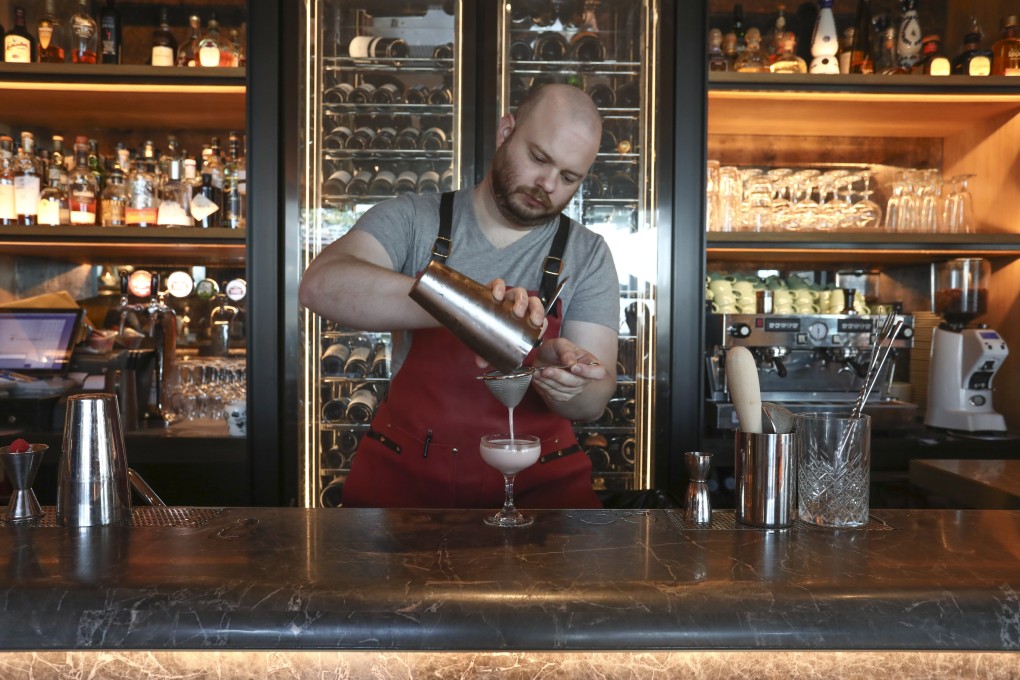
left=0, top=443, right=47, bottom=522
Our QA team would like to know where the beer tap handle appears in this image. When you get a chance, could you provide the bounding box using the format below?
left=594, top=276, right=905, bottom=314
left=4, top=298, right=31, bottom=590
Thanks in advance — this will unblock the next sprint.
left=149, top=272, right=161, bottom=305
left=119, top=270, right=130, bottom=305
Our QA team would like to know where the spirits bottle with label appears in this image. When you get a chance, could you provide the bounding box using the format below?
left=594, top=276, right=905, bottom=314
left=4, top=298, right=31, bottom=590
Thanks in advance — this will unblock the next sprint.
left=198, top=14, right=231, bottom=67
left=101, top=169, right=127, bottom=226
left=38, top=0, right=66, bottom=63
left=100, top=0, right=121, bottom=64
left=37, top=161, right=65, bottom=226
left=953, top=23, right=992, bottom=76
left=771, top=32, right=807, bottom=74
left=992, top=15, right=1020, bottom=76
left=765, top=4, right=787, bottom=63
left=915, top=35, right=950, bottom=75
left=896, top=0, right=923, bottom=69
left=4, top=7, right=37, bottom=63
left=151, top=7, right=177, bottom=67
left=68, top=137, right=98, bottom=225
left=223, top=132, right=244, bottom=229
left=848, top=0, right=874, bottom=74
left=0, top=137, right=16, bottom=226
left=14, top=132, right=42, bottom=225
left=177, top=15, right=201, bottom=66
left=126, top=152, right=159, bottom=227
left=810, top=0, right=840, bottom=74
left=734, top=27, right=769, bottom=73
left=70, top=0, right=99, bottom=64
left=877, top=25, right=910, bottom=74
left=707, top=28, right=729, bottom=72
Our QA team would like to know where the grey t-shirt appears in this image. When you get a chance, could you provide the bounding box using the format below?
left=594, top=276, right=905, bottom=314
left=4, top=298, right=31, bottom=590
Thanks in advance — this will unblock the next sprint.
left=353, top=188, right=620, bottom=374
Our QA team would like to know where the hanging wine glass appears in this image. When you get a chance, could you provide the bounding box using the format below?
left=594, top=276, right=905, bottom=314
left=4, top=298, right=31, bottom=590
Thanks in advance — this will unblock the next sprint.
left=943, top=174, right=976, bottom=234
left=850, top=170, right=883, bottom=230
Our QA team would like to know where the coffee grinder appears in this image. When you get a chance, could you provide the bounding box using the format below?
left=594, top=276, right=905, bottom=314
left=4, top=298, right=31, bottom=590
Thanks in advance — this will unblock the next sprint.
left=925, top=258, right=1009, bottom=432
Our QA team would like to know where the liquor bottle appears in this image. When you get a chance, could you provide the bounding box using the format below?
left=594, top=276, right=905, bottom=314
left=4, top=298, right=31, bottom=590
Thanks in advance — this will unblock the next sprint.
left=721, top=30, right=739, bottom=70
left=68, top=137, right=98, bottom=225
left=48, top=135, right=67, bottom=189
left=321, top=397, right=350, bottom=423
left=191, top=173, right=221, bottom=227
left=177, top=15, right=201, bottom=66
left=227, top=28, right=243, bottom=67
left=236, top=133, right=246, bottom=224
left=321, top=342, right=351, bottom=376
left=0, top=136, right=16, bottom=225
left=394, top=170, right=418, bottom=195
left=809, top=0, right=840, bottom=74
left=571, top=32, right=605, bottom=63
left=992, top=15, right=1020, bottom=76
left=896, top=0, right=922, bottom=69
left=417, top=170, right=440, bottom=194
left=420, top=127, right=448, bottom=152
left=125, top=153, right=158, bottom=227
left=347, top=170, right=371, bottom=197
left=838, top=27, right=854, bottom=74
left=100, top=168, right=127, bottom=226
left=877, top=25, right=910, bottom=74
left=70, top=0, right=99, bottom=64
left=323, top=169, right=352, bottom=195
left=87, top=139, right=105, bottom=189
left=197, top=14, right=230, bottom=67
left=151, top=7, right=177, bottom=67
left=99, top=0, right=121, bottom=64
left=368, top=170, right=396, bottom=195
left=952, top=24, right=992, bottom=76
left=915, top=35, right=950, bottom=75
left=848, top=0, right=874, bottom=74
left=726, top=3, right=747, bottom=61
left=38, top=0, right=66, bottom=63
left=344, top=345, right=371, bottom=378
left=586, top=83, right=615, bottom=108
left=223, top=132, right=243, bottom=228
left=771, top=32, right=807, bottom=74
left=37, top=164, right=65, bottom=226
left=394, top=126, right=420, bottom=150
left=533, top=31, right=570, bottom=62
left=734, top=27, right=769, bottom=73
left=765, top=4, right=788, bottom=62
left=707, top=28, right=729, bottom=72
left=202, top=137, right=225, bottom=204
left=4, top=7, right=36, bottom=63
left=346, top=384, right=378, bottom=423
left=157, top=150, right=192, bottom=226
left=13, top=132, right=42, bottom=225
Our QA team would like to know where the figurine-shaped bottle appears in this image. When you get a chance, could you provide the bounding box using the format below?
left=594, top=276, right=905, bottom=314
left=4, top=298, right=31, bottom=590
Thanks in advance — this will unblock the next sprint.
left=897, top=0, right=923, bottom=69
left=810, top=0, right=840, bottom=74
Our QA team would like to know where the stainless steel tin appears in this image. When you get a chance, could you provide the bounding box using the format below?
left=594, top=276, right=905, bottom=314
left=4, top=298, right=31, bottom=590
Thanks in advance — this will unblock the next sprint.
left=409, top=259, right=542, bottom=374
left=735, top=430, right=796, bottom=529
left=57, top=393, right=132, bottom=527
left=0, top=443, right=47, bottom=521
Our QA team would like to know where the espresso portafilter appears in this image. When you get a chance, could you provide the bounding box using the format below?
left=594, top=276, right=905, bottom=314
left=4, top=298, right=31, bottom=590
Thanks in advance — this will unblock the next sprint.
left=57, top=393, right=132, bottom=527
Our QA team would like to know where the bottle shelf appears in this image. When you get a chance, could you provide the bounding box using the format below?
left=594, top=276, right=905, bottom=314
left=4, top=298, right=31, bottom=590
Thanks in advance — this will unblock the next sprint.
left=0, top=64, right=246, bottom=132
left=707, top=73, right=1020, bottom=138
left=323, top=149, right=453, bottom=161
left=326, top=56, right=453, bottom=74
left=511, top=61, right=640, bottom=77
left=707, top=231, right=1020, bottom=264
left=0, top=225, right=246, bottom=264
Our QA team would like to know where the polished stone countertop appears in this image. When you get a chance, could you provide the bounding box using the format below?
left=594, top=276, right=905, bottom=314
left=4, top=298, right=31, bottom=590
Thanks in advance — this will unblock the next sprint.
left=911, top=459, right=1020, bottom=509
left=1, top=507, right=1019, bottom=652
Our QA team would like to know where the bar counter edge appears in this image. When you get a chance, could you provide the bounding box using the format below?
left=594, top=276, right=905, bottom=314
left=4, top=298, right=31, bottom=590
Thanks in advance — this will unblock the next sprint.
left=1, top=507, right=1019, bottom=678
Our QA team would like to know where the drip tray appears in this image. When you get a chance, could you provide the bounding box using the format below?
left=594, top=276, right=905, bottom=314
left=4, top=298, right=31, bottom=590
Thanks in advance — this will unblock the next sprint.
left=0, top=506, right=225, bottom=528
left=666, top=509, right=893, bottom=532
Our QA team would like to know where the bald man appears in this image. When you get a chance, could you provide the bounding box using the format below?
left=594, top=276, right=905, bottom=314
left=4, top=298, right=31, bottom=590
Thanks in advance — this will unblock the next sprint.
left=299, top=84, right=619, bottom=509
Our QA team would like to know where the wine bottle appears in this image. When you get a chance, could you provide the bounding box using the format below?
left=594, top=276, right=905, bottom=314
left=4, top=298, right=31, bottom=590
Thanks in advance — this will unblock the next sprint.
left=346, top=385, right=378, bottom=423
left=344, top=345, right=371, bottom=377
left=99, top=0, right=121, bottom=64
left=323, top=169, right=352, bottom=195
left=394, top=171, right=418, bottom=195
left=321, top=342, right=352, bottom=376
left=533, top=31, right=570, bottom=62
left=368, top=170, right=396, bottom=195
left=571, top=32, right=605, bottom=63
left=321, top=397, right=350, bottom=423
left=849, top=0, right=875, bottom=74
left=417, top=170, right=440, bottom=194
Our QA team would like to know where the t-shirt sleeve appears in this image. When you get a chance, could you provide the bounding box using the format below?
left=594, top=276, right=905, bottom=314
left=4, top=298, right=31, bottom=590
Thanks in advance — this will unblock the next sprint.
left=563, top=233, right=620, bottom=332
left=349, top=194, right=427, bottom=276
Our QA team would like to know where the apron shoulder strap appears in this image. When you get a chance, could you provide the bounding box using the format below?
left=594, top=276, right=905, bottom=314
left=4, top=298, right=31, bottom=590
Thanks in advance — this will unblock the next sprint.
left=430, top=191, right=455, bottom=263
left=539, top=213, right=571, bottom=316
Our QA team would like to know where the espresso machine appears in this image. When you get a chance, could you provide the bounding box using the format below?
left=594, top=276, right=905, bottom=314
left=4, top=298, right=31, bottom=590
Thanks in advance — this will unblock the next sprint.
left=925, top=258, right=1009, bottom=433
left=705, top=293, right=916, bottom=430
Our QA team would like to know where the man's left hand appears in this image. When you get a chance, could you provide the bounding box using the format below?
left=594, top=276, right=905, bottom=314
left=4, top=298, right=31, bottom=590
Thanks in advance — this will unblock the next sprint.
left=531, top=337, right=607, bottom=403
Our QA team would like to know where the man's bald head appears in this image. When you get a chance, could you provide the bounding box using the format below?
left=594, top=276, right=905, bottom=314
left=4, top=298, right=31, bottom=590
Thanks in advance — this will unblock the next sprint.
left=513, top=83, right=603, bottom=142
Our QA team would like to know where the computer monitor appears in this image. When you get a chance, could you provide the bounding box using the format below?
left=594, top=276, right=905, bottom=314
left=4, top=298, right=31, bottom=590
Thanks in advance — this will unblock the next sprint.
left=0, top=308, right=84, bottom=374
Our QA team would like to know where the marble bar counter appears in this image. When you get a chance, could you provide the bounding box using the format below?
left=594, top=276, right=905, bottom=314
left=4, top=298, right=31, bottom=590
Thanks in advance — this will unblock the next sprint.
left=1, top=507, right=1019, bottom=678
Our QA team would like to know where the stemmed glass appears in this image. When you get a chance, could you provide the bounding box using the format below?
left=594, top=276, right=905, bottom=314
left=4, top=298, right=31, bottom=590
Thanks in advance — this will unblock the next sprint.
left=480, top=434, right=541, bottom=528
left=943, top=174, right=976, bottom=234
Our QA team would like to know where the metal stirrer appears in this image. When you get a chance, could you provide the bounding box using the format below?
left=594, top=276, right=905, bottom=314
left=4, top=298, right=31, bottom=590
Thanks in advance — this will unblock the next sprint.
left=835, top=312, right=904, bottom=458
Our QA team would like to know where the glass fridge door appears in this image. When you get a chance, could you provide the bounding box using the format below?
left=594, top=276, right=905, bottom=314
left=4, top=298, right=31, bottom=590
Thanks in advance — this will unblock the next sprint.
left=498, top=1, right=661, bottom=493
left=297, top=0, right=464, bottom=507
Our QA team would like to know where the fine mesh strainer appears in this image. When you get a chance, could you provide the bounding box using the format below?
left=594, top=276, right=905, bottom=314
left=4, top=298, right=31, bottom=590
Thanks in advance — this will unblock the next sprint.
left=478, top=368, right=535, bottom=409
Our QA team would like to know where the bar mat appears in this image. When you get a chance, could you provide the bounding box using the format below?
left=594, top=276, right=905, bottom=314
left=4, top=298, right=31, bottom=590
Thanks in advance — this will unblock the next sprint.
left=0, top=507, right=225, bottom=528
left=666, top=509, right=893, bottom=532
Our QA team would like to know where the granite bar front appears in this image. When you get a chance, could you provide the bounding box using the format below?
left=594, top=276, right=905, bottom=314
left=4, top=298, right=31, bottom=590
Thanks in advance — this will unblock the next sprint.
left=1, top=508, right=1019, bottom=678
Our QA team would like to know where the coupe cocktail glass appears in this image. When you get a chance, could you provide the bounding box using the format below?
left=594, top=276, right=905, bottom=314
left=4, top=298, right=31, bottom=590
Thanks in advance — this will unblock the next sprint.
left=480, top=434, right=541, bottom=528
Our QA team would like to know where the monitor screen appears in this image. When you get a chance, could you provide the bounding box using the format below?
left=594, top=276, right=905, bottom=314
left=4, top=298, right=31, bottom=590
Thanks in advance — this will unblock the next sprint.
left=0, top=308, right=83, bottom=373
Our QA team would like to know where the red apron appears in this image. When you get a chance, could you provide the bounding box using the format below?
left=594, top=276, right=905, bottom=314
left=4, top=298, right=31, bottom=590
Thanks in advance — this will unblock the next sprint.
left=341, top=306, right=600, bottom=509
left=342, top=192, right=599, bottom=509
